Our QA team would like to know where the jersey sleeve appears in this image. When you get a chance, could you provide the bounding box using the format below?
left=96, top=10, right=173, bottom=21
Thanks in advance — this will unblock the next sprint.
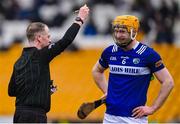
left=99, top=48, right=109, bottom=68
left=147, top=49, right=165, bottom=73
left=8, top=68, right=17, bottom=96
left=39, top=23, right=80, bottom=63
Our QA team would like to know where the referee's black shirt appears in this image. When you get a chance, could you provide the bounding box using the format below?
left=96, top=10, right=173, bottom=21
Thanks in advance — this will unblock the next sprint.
left=8, top=23, right=80, bottom=112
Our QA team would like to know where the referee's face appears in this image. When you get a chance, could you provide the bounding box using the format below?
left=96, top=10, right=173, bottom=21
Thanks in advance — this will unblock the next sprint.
left=39, top=26, right=51, bottom=48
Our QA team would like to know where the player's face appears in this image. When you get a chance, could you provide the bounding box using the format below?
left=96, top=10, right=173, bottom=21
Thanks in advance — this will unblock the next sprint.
left=38, top=26, right=51, bottom=48
left=113, top=26, right=131, bottom=47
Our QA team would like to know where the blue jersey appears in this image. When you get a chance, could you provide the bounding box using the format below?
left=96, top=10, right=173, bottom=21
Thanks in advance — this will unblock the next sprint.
left=99, top=42, right=164, bottom=117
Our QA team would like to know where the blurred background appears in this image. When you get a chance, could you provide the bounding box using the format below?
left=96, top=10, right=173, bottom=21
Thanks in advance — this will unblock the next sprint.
left=0, top=0, right=180, bottom=123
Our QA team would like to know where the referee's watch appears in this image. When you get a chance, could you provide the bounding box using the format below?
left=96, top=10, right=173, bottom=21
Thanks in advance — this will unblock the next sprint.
left=75, top=17, right=84, bottom=24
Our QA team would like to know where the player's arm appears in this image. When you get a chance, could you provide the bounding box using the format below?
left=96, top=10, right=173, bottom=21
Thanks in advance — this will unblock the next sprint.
left=132, top=68, right=174, bottom=118
left=92, top=61, right=108, bottom=94
left=150, top=67, right=174, bottom=112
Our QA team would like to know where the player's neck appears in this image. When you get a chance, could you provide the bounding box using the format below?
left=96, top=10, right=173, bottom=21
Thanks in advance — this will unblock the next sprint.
left=122, top=40, right=137, bottom=51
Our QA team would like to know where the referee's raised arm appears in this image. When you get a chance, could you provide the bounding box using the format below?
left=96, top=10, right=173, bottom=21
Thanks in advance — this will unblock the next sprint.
left=40, top=4, right=90, bottom=62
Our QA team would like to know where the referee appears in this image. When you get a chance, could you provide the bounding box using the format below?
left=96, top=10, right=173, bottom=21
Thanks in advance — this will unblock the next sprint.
left=8, top=5, right=89, bottom=123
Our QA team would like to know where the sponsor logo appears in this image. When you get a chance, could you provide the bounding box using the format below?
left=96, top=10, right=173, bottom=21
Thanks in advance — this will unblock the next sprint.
left=121, top=56, right=129, bottom=59
left=110, top=66, right=140, bottom=73
left=133, top=58, right=140, bottom=64
left=109, top=65, right=150, bottom=75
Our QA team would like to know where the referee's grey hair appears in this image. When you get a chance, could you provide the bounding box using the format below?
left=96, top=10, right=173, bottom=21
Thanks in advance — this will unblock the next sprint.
left=26, top=22, right=47, bottom=42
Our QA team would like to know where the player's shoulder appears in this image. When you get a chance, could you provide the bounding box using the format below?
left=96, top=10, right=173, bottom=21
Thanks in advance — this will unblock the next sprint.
left=103, top=44, right=118, bottom=53
left=135, top=42, right=158, bottom=56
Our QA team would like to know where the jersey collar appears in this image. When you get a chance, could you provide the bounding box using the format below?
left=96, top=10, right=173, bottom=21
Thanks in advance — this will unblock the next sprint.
left=133, top=41, right=140, bottom=50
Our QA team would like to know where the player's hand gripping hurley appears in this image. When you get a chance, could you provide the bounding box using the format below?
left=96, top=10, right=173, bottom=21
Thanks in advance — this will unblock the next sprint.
left=77, top=95, right=106, bottom=119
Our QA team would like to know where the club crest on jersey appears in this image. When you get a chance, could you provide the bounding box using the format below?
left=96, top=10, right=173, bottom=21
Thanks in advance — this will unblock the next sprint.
left=133, top=58, right=140, bottom=64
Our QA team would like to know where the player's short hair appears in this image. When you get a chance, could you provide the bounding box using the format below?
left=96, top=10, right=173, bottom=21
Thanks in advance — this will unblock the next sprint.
left=26, top=22, right=47, bottom=42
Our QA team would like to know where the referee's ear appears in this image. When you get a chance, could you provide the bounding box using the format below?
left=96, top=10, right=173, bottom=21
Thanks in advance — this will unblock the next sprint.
left=37, top=34, right=44, bottom=43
